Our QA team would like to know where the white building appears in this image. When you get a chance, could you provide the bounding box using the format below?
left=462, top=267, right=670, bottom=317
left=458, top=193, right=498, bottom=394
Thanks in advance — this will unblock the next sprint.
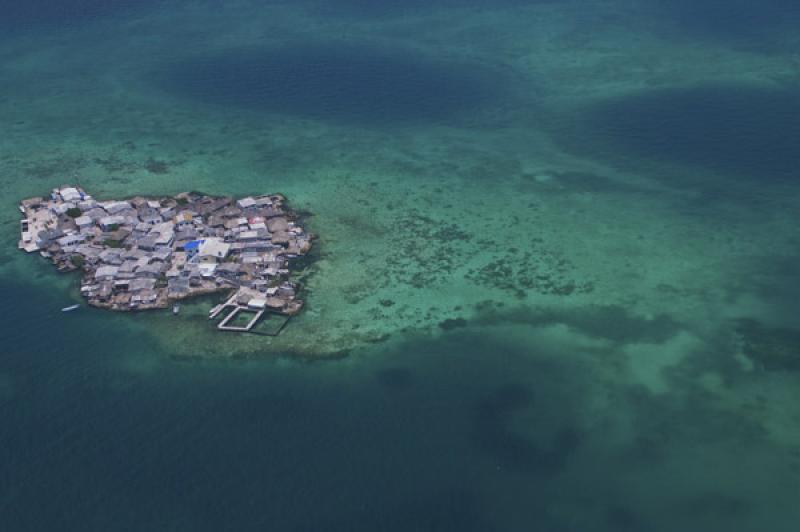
left=75, top=215, right=94, bottom=230
left=95, top=265, right=119, bottom=280
left=237, top=197, right=256, bottom=209
left=197, top=238, right=230, bottom=263
left=59, top=187, right=83, bottom=202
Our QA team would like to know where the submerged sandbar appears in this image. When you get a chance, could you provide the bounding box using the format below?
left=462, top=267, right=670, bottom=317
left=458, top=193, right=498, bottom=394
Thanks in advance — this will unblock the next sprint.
left=18, top=186, right=313, bottom=321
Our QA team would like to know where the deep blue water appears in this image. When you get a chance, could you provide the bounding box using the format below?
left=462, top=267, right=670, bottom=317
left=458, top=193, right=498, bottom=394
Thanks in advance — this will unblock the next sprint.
left=657, top=0, right=800, bottom=43
left=159, top=44, right=501, bottom=126
left=0, top=0, right=146, bottom=32
left=577, top=84, right=800, bottom=182
left=0, top=281, right=595, bottom=531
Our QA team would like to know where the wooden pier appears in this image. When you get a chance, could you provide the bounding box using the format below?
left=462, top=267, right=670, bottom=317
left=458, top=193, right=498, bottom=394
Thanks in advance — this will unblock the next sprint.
left=208, top=288, right=291, bottom=335
left=217, top=307, right=266, bottom=332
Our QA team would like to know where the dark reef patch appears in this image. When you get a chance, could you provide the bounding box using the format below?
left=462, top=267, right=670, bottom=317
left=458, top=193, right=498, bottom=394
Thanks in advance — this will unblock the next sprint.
left=158, top=43, right=501, bottom=125
left=575, top=84, right=800, bottom=182
left=465, top=246, right=593, bottom=299
left=473, top=383, right=582, bottom=474
left=439, top=317, right=468, bottom=331
left=736, top=319, right=800, bottom=372
left=144, top=158, right=170, bottom=174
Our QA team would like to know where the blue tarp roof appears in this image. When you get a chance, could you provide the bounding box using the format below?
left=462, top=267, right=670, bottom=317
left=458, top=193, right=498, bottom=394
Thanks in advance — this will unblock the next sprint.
left=184, top=239, right=203, bottom=251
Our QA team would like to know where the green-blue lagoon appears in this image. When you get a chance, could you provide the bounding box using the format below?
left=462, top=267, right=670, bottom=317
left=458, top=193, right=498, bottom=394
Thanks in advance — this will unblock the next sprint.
left=2, top=1, right=799, bottom=530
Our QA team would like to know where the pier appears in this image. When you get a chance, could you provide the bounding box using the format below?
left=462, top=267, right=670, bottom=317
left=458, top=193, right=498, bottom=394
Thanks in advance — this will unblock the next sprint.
left=217, top=307, right=266, bottom=332
left=209, top=288, right=293, bottom=334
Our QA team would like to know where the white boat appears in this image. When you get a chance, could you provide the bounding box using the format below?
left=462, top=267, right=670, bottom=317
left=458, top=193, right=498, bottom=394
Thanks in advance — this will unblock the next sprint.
left=61, top=304, right=80, bottom=312
left=172, top=304, right=180, bottom=315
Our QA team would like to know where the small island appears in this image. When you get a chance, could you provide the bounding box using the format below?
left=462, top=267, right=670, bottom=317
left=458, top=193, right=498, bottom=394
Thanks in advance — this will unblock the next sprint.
left=19, top=186, right=313, bottom=332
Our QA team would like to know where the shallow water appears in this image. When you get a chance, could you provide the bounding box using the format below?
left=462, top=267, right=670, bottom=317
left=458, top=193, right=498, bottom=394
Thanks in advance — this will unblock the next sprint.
left=2, top=1, right=800, bottom=531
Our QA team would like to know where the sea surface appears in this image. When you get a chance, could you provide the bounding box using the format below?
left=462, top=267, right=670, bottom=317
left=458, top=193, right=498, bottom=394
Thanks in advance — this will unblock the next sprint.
left=1, top=1, right=800, bottom=530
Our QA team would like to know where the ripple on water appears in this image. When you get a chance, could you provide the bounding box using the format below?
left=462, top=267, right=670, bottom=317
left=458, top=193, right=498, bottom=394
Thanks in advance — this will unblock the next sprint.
left=158, top=43, right=501, bottom=125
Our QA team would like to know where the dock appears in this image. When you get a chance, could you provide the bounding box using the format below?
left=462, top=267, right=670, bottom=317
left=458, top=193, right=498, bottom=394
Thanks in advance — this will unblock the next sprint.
left=209, top=287, right=293, bottom=334
left=217, top=307, right=266, bottom=331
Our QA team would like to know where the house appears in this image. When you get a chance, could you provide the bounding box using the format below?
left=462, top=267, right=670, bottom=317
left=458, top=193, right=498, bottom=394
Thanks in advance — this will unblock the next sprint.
left=96, top=283, right=113, bottom=301
left=57, top=233, right=86, bottom=247
left=36, top=228, right=62, bottom=249
left=121, top=248, right=147, bottom=261
left=183, top=239, right=203, bottom=260
left=199, top=263, right=217, bottom=278
left=197, top=238, right=230, bottom=263
left=104, top=201, right=131, bottom=215
left=175, top=227, right=199, bottom=241
left=99, top=215, right=125, bottom=231
left=99, top=249, right=123, bottom=265
left=130, top=289, right=158, bottom=305
left=221, top=206, right=242, bottom=218
left=140, top=213, right=163, bottom=225
left=168, top=278, right=190, bottom=295
left=137, top=235, right=158, bottom=251
left=237, top=197, right=256, bottom=209
left=278, top=284, right=295, bottom=298
left=95, top=265, right=119, bottom=280
left=75, top=244, right=102, bottom=263
left=52, top=202, right=75, bottom=215
left=267, top=217, right=289, bottom=232
left=160, top=207, right=175, bottom=220
left=151, top=249, right=172, bottom=262
left=247, top=298, right=267, bottom=310
left=75, top=215, right=94, bottom=230
left=265, top=297, right=285, bottom=309
left=77, top=199, right=97, bottom=211
left=135, top=263, right=163, bottom=278
left=249, top=222, right=267, bottom=232
left=154, top=231, right=174, bottom=248
left=59, top=187, right=83, bottom=202
left=119, top=260, right=138, bottom=274
left=129, top=278, right=157, bottom=292
left=140, top=290, right=158, bottom=303
left=237, top=230, right=259, bottom=241
left=217, top=263, right=241, bottom=278
left=207, top=216, right=225, bottom=228
left=84, top=207, right=108, bottom=221
left=174, top=211, right=194, bottom=227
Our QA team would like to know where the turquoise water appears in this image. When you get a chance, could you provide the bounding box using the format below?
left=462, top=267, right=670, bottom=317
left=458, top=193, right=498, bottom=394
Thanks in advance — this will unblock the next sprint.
left=2, top=1, right=800, bottom=530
